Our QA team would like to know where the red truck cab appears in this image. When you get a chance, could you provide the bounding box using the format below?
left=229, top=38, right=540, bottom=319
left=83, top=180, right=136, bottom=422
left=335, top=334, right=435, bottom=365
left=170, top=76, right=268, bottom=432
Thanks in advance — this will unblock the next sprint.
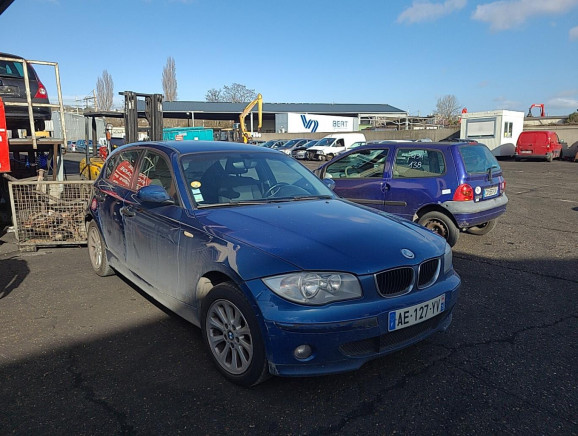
left=515, top=130, right=563, bottom=162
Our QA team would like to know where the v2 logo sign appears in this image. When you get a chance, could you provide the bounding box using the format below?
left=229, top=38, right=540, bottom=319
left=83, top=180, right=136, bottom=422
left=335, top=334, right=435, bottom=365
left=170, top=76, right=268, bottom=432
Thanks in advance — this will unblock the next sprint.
left=300, top=115, right=319, bottom=133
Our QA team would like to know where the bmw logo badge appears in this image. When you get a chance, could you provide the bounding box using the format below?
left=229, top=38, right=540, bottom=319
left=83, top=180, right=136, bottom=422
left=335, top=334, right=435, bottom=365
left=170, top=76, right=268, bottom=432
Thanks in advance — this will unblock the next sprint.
left=401, top=249, right=415, bottom=259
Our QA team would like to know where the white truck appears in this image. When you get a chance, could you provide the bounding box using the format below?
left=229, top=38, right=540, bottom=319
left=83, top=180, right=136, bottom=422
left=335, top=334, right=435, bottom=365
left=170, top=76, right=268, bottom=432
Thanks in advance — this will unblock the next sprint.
left=306, top=133, right=366, bottom=161
left=460, top=110, right=524, bottom=157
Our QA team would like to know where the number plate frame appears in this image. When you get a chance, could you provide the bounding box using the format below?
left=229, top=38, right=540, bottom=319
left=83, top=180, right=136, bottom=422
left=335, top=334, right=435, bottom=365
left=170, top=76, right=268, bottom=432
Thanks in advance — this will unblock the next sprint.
left=483, top=185, right=498, bottom=198
left=388, top=294, right=445, bottom=332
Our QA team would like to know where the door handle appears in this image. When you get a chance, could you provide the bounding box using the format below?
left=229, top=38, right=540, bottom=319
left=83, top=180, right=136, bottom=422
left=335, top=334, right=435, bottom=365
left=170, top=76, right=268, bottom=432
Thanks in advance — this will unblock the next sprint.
left=120, top=206, right=136, bottom=217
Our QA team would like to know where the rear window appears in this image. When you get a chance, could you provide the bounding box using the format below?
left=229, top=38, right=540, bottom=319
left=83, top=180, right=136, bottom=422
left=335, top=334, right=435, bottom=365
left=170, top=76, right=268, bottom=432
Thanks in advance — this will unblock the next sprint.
left=459, top=145, right=500, bottom=174
left=0, top=59, right=25, bottom=78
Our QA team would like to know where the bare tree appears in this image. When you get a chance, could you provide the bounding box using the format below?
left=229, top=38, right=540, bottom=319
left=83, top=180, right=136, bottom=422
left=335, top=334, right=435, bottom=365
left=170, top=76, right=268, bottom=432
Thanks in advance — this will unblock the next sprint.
left=96, top=70, right=114, bottom=111
left=162, top=56, right=178, bottom=101
left=205, top=88, right=222, bottom=102
left=205, top=83, right=257, bottom=103
left=434, top=95, right=461, bottom=126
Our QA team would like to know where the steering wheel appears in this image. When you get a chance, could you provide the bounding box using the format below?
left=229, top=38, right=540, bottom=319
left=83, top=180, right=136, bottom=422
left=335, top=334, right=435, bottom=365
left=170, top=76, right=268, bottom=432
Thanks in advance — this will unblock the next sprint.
left=344, top=166, right=360, bottom=177
left=264, top=182, right=290, bottom=197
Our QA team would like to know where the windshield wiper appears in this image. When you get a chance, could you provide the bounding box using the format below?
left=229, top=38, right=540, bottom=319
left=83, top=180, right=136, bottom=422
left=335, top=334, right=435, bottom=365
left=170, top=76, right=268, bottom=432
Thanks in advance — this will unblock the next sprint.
left=290, top=195, right=333, bottom=201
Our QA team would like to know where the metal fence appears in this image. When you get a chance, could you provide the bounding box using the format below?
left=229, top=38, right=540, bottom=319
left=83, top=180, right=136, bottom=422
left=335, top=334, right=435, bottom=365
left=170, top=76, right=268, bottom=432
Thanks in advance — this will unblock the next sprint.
left=8, top=179, right=94, bottom=249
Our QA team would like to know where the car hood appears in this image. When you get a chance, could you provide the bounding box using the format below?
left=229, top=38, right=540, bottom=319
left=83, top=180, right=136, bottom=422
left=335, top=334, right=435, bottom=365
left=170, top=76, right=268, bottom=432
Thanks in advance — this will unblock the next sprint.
left=194, top=199, right=445, bottom=276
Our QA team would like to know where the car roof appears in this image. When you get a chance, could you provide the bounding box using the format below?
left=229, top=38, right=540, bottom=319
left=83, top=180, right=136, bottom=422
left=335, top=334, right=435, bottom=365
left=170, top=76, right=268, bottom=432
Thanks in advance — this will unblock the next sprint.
left=0, top=52, right=24, bottom=59
left=119, top=140, right=279, bottom=155
left=361, top=141, right=476, bottom=149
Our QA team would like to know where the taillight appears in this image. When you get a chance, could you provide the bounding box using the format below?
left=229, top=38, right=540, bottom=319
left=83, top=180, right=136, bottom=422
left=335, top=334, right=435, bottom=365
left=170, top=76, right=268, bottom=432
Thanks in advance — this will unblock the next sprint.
left=34, top=80, right=48, bottom=99
left=453, top=183, right=473, bottom=201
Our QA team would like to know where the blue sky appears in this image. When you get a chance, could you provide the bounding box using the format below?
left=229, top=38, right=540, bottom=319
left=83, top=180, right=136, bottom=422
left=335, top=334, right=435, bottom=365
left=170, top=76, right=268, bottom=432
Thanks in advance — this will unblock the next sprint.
left=2, top=0, right=577, bottom=116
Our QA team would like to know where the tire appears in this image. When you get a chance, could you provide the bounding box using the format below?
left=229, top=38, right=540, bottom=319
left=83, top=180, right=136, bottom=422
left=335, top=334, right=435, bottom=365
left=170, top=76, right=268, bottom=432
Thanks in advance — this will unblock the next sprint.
left=418, top=211, right=459, bottom=247
left=87, top=221, right=114, bottom=277
left=546, top=153, right=553, bottom=162
left=201, top=282, right=269, bottom=387
left=326, top=154, right=334, bottom=161
left=466, top=219, right=497, bottom=235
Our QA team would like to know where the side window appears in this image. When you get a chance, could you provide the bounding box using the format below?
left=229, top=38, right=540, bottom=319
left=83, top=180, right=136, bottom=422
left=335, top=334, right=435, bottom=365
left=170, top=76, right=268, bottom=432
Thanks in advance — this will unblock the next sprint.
left=504, top=122, right=513, bottom=138
left=393, top=148, right=445, bottom=178
left=105, top=150, right=140, bottom=189
left=325, top=149, right=388, bottom=179
left=136, top=151, right=176, bottom=200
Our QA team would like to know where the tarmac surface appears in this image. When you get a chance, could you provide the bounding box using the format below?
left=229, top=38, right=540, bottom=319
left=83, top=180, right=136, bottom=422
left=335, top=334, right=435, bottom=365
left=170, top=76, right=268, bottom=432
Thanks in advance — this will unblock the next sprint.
left=0, top=157, right=577, bottom=435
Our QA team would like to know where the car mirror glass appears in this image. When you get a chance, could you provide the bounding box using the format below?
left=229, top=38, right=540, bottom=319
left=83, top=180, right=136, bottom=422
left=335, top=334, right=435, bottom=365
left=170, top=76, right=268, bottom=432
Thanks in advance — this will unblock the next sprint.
left=137, top=185, right=174, bottom=204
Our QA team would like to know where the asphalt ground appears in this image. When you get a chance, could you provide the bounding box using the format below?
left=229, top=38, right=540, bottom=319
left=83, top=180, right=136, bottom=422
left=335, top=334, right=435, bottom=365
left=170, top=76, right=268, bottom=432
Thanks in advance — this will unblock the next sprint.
left=0, top=156, right=577, bottom=435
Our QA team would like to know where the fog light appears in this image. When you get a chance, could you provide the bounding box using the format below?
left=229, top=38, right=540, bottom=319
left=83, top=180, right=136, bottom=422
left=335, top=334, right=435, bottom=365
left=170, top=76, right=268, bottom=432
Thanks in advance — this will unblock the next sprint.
left=294, top=345, right=313, bottom=360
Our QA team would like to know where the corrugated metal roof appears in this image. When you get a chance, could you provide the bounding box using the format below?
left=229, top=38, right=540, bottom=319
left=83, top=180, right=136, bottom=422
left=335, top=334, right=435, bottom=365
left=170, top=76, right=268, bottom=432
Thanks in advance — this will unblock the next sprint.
left=161, top=101, right=405, bottom=115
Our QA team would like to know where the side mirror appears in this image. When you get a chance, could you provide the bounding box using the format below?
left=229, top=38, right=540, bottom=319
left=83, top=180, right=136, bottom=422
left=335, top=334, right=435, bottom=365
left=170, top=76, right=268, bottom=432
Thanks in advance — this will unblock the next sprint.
left=322, top=178, right=336, bottom=191
left=137, top=185, right=174, bottom=204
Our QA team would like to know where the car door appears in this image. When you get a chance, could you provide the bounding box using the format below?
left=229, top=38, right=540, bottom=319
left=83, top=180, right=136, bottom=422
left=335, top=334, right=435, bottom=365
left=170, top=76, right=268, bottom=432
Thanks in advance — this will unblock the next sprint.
left=322, top=147, right=390, bottom=210
left=385, top=147, right=449, bottom=220
left=122, top=150, right=182, bottom=295
left=95, top=149, right=142, bottom=264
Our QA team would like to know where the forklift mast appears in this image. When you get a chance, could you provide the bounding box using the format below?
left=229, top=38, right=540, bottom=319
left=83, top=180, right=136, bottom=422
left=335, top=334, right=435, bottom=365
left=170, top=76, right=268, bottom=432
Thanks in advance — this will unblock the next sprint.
left=121, top=91, right=164, bottom=144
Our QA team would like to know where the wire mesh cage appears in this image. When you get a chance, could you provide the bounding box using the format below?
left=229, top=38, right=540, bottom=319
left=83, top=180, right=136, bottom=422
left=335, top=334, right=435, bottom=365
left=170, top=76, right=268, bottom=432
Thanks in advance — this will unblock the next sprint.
left=8, top=180, right=94, bottom=249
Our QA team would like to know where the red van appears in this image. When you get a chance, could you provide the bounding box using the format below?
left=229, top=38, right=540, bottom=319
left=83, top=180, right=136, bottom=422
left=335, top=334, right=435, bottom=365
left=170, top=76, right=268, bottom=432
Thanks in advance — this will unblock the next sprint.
left=515, top=130, right=563, bottom=162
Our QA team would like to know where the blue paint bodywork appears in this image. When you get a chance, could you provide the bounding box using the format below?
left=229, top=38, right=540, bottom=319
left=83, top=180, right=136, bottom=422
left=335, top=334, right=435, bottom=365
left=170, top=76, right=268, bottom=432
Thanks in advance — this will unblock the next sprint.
left=317, top=141, right=508, bottom=229
left=88, top=141, right=461, bottom=378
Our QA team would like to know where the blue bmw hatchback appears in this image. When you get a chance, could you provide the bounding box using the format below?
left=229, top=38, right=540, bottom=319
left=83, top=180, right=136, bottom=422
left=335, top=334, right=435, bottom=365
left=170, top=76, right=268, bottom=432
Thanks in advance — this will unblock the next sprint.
left=316, top=141, right=508, bottom=246
left=86, top=141, right=461, bottom=386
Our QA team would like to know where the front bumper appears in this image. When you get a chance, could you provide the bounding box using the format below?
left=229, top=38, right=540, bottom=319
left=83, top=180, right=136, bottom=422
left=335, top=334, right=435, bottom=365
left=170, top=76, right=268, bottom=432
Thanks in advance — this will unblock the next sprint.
left=248, top=272, right=461, bottom=377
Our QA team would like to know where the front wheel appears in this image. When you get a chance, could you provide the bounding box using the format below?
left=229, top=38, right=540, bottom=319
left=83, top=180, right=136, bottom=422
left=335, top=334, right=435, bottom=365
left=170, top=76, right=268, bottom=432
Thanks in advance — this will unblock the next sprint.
left=418, top=211, right=459, bottom=247
left=201, top=282, right=269, bottom=387
left=466, top=219, right=497, bottom=235
left=87, top=221, right=114, bottom=276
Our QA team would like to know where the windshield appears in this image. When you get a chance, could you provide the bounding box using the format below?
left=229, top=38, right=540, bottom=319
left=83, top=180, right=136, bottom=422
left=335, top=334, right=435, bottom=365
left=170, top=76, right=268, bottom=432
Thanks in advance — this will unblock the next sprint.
left=459, top=145, right=501, bottom=174
left=280, top=139, right=299, bottom=148
left=302, top=140, right=318, bottom=148
left=315, top=138, right=335, bottom=146
left=180, top=151, right=334, bottom=207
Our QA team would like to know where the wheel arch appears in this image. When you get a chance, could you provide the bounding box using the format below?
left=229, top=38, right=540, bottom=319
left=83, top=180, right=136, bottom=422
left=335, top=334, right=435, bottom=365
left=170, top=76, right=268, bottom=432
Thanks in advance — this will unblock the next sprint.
left=414, top=204, right=458, bottom=227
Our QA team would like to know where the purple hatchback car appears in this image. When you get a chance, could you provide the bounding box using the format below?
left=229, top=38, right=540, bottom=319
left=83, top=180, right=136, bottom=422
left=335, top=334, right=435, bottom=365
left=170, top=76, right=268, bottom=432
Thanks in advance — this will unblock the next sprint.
left=316, top=141, right=508, bottom=246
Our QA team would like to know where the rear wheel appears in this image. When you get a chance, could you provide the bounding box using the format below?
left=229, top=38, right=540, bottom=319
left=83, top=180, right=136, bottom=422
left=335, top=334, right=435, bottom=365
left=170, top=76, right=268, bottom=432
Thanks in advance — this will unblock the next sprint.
left=201, top=282, right=269, bottom=387
left=418, top=211, right=459, bottom=247
left=466, top=219, right=497, bottom=235
left=87, top=221, right=114, bottom=276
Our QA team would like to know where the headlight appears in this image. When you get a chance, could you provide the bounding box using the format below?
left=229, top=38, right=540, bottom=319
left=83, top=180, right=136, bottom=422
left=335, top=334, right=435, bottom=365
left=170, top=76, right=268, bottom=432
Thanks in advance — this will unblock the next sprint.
left=317, top=150, right=325, bottom=155
left=262, top=272, right=362, bottom=305
left=443, top=243, right=453, bottom=274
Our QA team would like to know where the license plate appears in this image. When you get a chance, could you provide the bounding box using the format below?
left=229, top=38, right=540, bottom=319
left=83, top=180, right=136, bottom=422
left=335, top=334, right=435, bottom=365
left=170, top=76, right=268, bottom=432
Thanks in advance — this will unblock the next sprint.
left=0, top=85, right=19, bottom=96
left=483, top=186, right=498, bottom=198
left=388, top=294, right=445, bottom=332
left=521, top=150, right=532, bottom=154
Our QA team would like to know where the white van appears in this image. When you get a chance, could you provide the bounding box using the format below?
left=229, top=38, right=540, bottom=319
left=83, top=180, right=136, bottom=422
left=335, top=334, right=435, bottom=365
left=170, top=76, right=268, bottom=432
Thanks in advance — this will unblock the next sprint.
left=307, top=133, right=366, bottom=161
